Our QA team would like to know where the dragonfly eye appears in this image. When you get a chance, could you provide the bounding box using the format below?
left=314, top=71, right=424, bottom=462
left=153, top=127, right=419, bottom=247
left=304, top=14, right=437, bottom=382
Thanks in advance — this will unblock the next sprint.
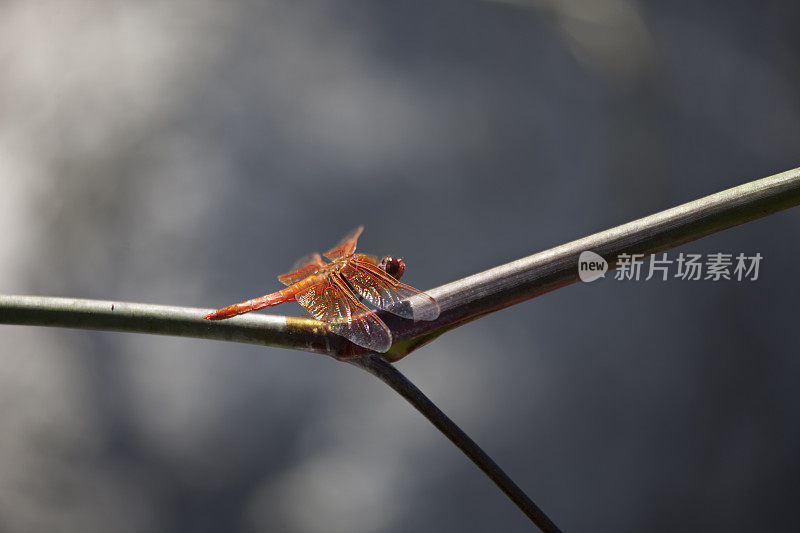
left=380, top=255, right=406, bottom=280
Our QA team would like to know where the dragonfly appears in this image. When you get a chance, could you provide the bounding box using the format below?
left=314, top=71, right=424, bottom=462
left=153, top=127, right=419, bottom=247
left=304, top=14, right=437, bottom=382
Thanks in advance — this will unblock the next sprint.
left=203, top=226, right=440, bottom=353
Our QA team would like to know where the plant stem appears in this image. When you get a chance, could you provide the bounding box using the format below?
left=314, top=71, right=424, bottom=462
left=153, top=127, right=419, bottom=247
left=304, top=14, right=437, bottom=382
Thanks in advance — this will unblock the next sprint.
left=381, top=166, right=800, bottom=360
left=0, top=295, right=351, bottom=357
left=349, top=353, right=562, bottom=532
left=3, top=167, right=798, bottom=360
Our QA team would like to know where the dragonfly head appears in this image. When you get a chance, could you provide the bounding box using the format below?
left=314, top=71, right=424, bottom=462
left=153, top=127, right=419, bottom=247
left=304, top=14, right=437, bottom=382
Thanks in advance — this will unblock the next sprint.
left=380, top=255, right=406, bottom=280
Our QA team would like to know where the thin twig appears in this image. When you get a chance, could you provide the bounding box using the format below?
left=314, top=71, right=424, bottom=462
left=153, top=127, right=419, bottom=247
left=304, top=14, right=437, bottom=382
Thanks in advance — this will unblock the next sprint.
left=379, top=166, right=800, bottom=359
left=349, top=353, right=562, bottom=532
left=0, top=295, right=356, bottom=357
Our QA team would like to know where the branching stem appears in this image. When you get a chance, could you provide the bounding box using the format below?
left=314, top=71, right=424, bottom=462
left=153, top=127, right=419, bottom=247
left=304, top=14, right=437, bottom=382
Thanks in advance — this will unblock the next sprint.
left=1, top=166, right=799, bottom=531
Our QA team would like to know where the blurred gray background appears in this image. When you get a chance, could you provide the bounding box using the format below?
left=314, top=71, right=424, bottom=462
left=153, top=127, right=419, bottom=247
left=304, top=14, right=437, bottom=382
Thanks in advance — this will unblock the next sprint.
left=1, top=1, right=799, bottom=531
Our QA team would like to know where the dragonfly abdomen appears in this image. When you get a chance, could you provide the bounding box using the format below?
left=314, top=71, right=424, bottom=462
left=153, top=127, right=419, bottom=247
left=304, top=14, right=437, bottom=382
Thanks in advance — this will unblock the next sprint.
left=203, top=276, right=318, bottom=320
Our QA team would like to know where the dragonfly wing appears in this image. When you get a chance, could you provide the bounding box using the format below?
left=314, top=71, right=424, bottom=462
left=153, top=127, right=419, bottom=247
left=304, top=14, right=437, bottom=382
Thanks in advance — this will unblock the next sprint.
left=295, top=274, right=392, bottom=353
left=323, top=226, right=363, bottom=260
left=341, top=259, right=440, bottom=321
left=278, top=253, right=325, bottom=286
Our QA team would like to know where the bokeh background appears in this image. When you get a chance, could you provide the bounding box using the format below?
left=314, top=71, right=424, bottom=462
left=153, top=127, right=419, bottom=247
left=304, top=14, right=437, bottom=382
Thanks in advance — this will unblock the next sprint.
left=2, top=1, right=799, bottom=531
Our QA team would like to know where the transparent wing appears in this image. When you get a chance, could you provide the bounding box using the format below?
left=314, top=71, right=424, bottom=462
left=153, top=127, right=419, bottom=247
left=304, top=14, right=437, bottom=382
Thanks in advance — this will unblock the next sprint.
left=295, top=274, right=392, bottom=353
left=340, top=259, right=440, bottom=321
left=323, top=226, right=363, bottom=260
left=277, top=252, right=325, bottom=286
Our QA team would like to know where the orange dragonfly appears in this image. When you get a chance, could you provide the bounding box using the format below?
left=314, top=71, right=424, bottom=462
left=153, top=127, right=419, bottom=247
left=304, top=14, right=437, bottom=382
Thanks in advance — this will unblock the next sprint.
left=204, top=226, right=440, bottom=353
